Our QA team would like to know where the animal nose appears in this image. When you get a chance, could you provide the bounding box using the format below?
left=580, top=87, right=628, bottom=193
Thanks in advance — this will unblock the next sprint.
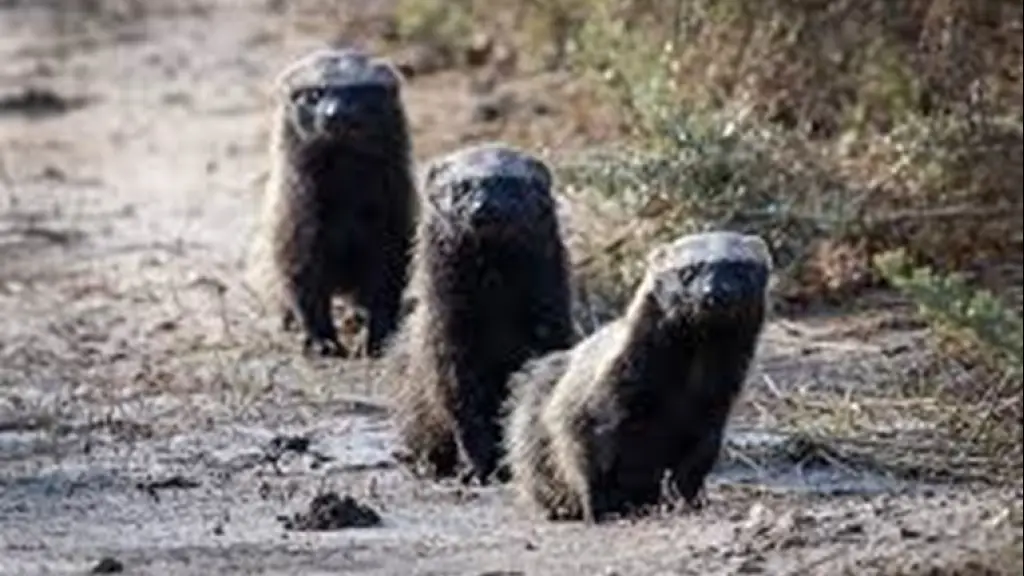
left=700, top=274, right=740, bottom=307
left=469, top=194, right=510, bottom=226
left=318, top=96, right=342, bottom=120
left=317, top=95, right=358, bottom=126
left=315, top=96, right=366, bottom=136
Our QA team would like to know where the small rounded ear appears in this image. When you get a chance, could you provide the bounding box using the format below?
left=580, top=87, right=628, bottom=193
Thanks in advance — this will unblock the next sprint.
left=649, top=270, right=685, bottom=312
left=371, top=59, right=404, bottom=95
left=272, top=50, right=318, bottom=99
left=645, top=243, right=669, bottom=271
left=532, top=157, right=554, bottom=192
left=744, top=233, right=775, bottom=272
left=269, top=72, right=290, bottom=104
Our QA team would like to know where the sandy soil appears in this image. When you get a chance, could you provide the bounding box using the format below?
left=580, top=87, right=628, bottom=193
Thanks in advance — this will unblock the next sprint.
left=0, top=2, right=1020, bottom=575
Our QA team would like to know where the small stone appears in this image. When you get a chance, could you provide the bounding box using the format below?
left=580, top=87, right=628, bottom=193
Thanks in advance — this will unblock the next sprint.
left=465, top=32, right=493, bottom=67
left=835, top=521, right=865, bottom=538
left=393, top=44, right=452, bottom=79
left=743, top=502, right=771, bottom=534
left=736, top=554, right=766, bottom=573
left=40, top=165, right=66, bottom=181
left=899, top=526, right=922, bottom=539
left=91, top=557, right=124, bottom=574
left=278, top=491, right=382, bottom=531
left=492, top=43, right=518, bottom=76
left=530, top=100, right=553, bottom=116
left=471, top=93, right=515, bottom=123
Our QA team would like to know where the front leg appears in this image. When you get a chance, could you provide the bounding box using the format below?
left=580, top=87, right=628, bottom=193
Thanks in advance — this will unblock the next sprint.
left=583, top=467, right=629, bottom=524
left=450, top=371, right=504, bottom=485
left=424, top=432, right=460, bottom=479
left=274, top=201, right=348, bottom=357
left=525, top=249, right=576, bottom=354
left=581, top=479, right=607, bottom=524
left=623, top=479, right=666, bottom=517
left=670, top=429, right=723, bottom=510
left=581, top=428, right=624, bottom=524
left=289, top=285, right=347, bottom=357
left=672, top=474, right=708, bottom=511
left=363, top=274, right=404, bottom=359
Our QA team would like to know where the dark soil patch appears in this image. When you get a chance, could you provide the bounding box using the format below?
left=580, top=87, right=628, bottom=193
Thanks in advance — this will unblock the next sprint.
left=265, top=434, right=311, bottom=457
left=262, top=433, right=334, bottom=471
left=90, top=556, right=124, bottom=574
left=0, top=87, right=92, bottom=118
left=135, top=474, right=201, bottom=501
left=278, top=491, right=382, bottom=531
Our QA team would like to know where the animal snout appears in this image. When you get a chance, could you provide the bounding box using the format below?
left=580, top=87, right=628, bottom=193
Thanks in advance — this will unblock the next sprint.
left=701, top=277, right=737, bottom=303
left=698, top=268, right=747, bottom=309
left=315, top=96, right=359, bottom=132
left=469, top=194, right=517, bottom=227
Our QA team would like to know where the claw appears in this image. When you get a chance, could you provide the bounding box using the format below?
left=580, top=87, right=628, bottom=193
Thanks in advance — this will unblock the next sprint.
left=302, top=336, right=348, bottom=358
left=492, top=463, right=512, bottom=484
left=457, top=464, right=489, bottom=487
left=684, top=490, right=708, bottom=511
left=457, top=467, right=477, bottom=486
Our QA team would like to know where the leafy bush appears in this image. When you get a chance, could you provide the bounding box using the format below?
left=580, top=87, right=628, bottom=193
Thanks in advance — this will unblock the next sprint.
left=543, top=0, right=1023, bottom=306
left=874, top=249, right=1022, bottom=472
left=875, top=249, right=1023, bottom=380
left=394, top=0, right=473, bottom=45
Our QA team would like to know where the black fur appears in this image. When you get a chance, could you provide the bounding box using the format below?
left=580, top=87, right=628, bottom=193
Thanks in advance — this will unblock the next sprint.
left=502, top=232, right=771, bottom=523
left=390, top=144, right=576, bottom=485
left=265, top=50, right=416, bottom=358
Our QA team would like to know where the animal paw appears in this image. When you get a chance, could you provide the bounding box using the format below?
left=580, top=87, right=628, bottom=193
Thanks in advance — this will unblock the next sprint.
left=684, top=490, right=708, bottom=511
left=302, top=336, right=348, bottom=358
left=457, top=465, right=488, bottom=486
left=492, top=463, right=512, bottom=484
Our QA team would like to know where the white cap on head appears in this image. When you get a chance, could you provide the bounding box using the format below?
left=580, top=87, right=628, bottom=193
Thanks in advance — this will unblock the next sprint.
left=423, top=142, right=552, bottom=192
left=275, top=48, right=402, bottom=94
left=646, top=230, right=774, bottom=275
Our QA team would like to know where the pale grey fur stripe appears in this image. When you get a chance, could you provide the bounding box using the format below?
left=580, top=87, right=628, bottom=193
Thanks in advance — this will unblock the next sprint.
left=647, top=231, right=773, bottom=273
left=275, top=48, right=401, bottom=93
left=422, top=142, right=552, bottom=192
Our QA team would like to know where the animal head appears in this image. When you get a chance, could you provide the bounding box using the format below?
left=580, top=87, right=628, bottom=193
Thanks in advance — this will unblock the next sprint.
left=274, top=48, right=405, bottom=148
left=643, top=230, right=773, bottom=324
left=420, top=142, right=557, bottom=242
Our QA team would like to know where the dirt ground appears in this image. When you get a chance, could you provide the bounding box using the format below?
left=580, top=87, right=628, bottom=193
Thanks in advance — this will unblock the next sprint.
left=0, top=2, right=1020, bottom=575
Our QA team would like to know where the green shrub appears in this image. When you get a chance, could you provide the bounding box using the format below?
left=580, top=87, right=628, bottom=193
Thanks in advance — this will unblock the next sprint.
left=394, top=0, right=473, bottom=45
left=875, top=249, right=1023, bottom=380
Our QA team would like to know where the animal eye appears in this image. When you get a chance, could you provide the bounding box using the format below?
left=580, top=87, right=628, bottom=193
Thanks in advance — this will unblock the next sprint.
left=466, top=180, right=482, bottom=195
left=454, top=181, right=473, bottom=198
left=293, top=88, right=323, bottom=104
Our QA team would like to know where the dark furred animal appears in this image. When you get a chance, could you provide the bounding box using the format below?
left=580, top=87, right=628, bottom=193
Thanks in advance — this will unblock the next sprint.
left=502, top=230, right=773, bottom=523
left=249, top=48, right=416, bottom=357
left=388, top=142, right=575, bottom=484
